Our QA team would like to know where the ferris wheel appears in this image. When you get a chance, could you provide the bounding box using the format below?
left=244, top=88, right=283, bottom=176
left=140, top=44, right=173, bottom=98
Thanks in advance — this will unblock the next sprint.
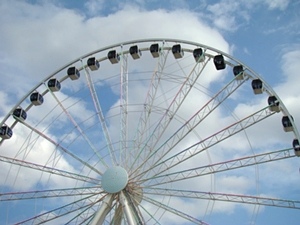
left=0, top=39, right=299, bottom=224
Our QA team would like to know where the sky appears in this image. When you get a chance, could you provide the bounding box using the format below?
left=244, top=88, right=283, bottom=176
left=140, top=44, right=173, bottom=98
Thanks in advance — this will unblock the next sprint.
left=0, top=0, right=300, bottom=225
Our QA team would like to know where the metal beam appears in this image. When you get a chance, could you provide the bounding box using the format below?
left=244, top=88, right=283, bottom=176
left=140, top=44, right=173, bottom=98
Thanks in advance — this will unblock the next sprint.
left=140, top=148, right=295, bottom=186
left=91, top=194, right=114, bottom=225
left=144, top=187, right=300, bottom=209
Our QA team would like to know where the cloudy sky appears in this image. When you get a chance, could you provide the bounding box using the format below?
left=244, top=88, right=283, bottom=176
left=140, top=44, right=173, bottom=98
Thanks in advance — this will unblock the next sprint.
left=0, top=0, right=300, bottom=224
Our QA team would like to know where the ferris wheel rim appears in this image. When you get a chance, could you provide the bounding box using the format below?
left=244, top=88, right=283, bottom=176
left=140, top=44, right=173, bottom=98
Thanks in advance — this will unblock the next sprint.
left=1, top=38, right=299, bottom=142
left=0, top=38, right=299, bottom=224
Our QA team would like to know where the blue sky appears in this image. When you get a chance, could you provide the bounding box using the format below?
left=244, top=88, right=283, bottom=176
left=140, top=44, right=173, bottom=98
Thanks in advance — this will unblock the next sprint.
left=0, top=0, right=300, bottom=225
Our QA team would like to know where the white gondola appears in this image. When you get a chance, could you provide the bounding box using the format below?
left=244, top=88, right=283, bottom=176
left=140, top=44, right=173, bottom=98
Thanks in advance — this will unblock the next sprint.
left=172, top=44, right=184, bottom=59
left=233, top=65, right=244, bottom=80
left=48, top=78, right=61, bottom=92
left=213, top=54, right=226, bottom=70
left=30, top=92, right=44, bottom=106
left=87, top=57, right=100, bottom=71
left=108, top=50, right=120, bottom=64
left=251, top=79, right=263, bottom=94
left=13, top=108, right=27, bottom=121
left=0, top=125, right=13, bottom=139
left=268, top=96, right=280, bottom=112
left=150, top=43, right=159, bottom=58
left=193, top=48, right=205, bottom=62
left=282, top=116, right=294, bottom=132
left=129, top=45, right=142, bottom=59
left=293, top=139, right=300, bottom=157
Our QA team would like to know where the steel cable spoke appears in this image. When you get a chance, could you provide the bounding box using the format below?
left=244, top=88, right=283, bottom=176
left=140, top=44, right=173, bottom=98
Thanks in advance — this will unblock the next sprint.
left=19, top=120, right=103, bottom=176
left=45, top=80, right=109, bottom=169
left=129, top=47, right=169, bottom=173
left=15, top=193, right=101, bottom=224
left=140, top=148, right=295, bottom=186
left=120, top=50, right=129, bottom=167
left=132, top=74, right=247, bottom=181
left=82, top=62, right=116, bottom=166
left=131, top=57, right=210, bottom=178
left=144, top=187, right=300, bottom=210
left=0, top=186, right=102, bottom=201
left=142, top=195, right=209, bottom=225
left=136, top=106, right=275, bottom=181
left=1, top=39, right=299, bottom=224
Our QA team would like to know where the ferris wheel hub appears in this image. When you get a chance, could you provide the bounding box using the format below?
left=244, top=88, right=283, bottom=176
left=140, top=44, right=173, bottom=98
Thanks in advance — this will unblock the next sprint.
left=101, top=166, right=128, bottom=193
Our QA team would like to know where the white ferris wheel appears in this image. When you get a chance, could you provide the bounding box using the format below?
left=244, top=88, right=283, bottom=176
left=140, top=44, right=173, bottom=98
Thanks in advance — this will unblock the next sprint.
left=0, top=39, right=300, bottom=224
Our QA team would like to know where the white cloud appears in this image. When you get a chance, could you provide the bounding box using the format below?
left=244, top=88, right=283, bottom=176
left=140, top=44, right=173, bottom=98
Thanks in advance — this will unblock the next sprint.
left=0, top=0, right=299, bottom=224
left=0, top=0, right=229, bottom=107
left=264, top=0, right=289, bottom=10
left=0, top=91, right=14, bottom=116
left=0, top=0, right=229, bottom=180
left=84, top=0, right=106, bottom=16
left=0, top=126, right=81, bottom=191
left=206, top=1, right=241, bottom=31
left=273, top=46, right=300, bottom=123
left=203, top=0, right=291, bottom=32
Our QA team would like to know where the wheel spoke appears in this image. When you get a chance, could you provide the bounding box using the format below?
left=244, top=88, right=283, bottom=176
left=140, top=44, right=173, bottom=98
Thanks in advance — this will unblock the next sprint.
left=46, top=81, right=109, bottom=169
left=0, top=186, right=101, bottom=201
left=142, top=194, right=209, bottom=225
left=82, top=62, right=116, bottom=166
left=136, top=106, right=275, bottom=180
left=15, top=193, right=101, bottom=224
left=140, top=147, right=295, bottom=186
left=120, top=50, right=129, bottom=166
left=1, top=39, right=299, bottom=224
left=19, top=120, right=103, bottom=175
left=129, top=45, right=169, bottom=170
left=65, top=202, right=97, bottom=225
left=133, top=74, right=247, bottom=181
left=132, top=56, right=210, bottom=177
left=137, top=202, right=162, bottom=225
left=0, top=155, right=99, bottom=185
left=144, top=187, right=300, bottom=209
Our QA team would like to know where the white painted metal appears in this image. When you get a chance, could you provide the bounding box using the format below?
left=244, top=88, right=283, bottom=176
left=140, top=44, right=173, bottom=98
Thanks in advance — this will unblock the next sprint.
left=91, top=194, right=114, bottom=225
left=102, top=166, right=128, bottom=194
left=119, top=191, right=136, bottom=225
left=1, top=39, right=299, bottom=224
left=83, top=63, right=117, bottom=165
left=120, top=47, right=129, bottom=166
left=144, top=188, right=300, bottom=209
